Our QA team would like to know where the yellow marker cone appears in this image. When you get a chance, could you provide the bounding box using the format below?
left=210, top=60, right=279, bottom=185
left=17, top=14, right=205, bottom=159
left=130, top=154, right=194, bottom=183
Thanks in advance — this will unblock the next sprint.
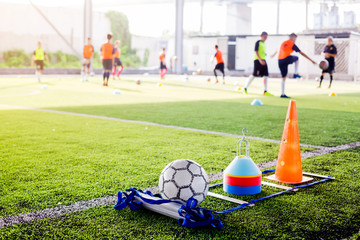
left=329, top=92, right=336, bottom=97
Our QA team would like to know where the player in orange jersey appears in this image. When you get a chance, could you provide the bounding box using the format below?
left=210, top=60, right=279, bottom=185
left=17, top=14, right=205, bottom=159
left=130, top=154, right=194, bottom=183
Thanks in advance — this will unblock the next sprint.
left=278, top=33, right=316, bottom=98
left=213, top=45, right=225, bottom=84
left=112, top=40, right=124, bottom=80
left=81, top=37, right=94, bottom=82
left=100, top=33, right=115, bottom=86
left=159, top=48, right=167, bottom=80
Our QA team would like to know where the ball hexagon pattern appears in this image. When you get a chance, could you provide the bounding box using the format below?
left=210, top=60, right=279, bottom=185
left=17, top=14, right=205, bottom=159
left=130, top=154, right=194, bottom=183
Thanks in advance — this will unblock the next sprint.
left=159, top=159, right=209, bottom=204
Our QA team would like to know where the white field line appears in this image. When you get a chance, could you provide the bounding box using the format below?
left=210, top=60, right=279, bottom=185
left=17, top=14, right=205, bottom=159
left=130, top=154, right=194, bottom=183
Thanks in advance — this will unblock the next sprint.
left=0, top=104, right=324, bottom=149
left=1, top=141, right=359, bottom=229
left=0, top=90, right=41, bottom=98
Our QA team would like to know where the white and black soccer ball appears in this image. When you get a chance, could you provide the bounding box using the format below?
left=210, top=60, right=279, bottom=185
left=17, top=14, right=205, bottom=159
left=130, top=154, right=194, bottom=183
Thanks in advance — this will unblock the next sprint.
left=159, top=159, right=209, bottom=204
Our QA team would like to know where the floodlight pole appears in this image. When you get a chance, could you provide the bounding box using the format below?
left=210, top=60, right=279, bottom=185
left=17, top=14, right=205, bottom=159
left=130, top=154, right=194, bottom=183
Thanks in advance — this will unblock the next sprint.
left=175, top=0, right=184, bottom=74
left=29, top=0, right=82, bottom=59
left=84, top=0, right=93, bottom=73
left=276, top=0, right=280, bottom=34
left=305, top=0, right=309, bottom=31
left=84, top=0, right=93, bottom=43
left=200, top=0, right=204, bottom=33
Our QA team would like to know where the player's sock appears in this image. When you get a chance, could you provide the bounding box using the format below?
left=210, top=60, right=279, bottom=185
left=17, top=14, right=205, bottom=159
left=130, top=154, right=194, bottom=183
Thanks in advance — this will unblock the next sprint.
left=329, top=75, right=333, bottom=88
left=112, top=66, right=117, bottom=77
left=264, top=77, right=268, bottom=92
left=103, top=72, right=106, bottom=81
left=117, top=66, right=123, bottom=77
left=281, top=80, right=285, bottom=95
left=294, top=60, right=299, bottom=74
left=213, top=69, right=218, bottom=78
left=244, top=75, right=255, bottom=89
left=319, top=75, right=324, bottom=86
left=36, top=71, right=41, bottom=82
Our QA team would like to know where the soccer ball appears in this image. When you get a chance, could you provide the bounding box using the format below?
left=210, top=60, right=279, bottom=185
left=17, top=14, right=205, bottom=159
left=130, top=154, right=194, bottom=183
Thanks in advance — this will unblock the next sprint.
left=319, top=60, right=329, bottom=70
left=159, top=159, right=209, bottom=204
left=135, top=79, right=141, bottom=85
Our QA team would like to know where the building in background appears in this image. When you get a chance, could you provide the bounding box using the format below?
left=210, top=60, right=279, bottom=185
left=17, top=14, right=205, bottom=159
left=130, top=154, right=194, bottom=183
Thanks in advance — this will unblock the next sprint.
left=0, top=2, right=110, bottom=56
left=312, top=2, right=357, bottom=31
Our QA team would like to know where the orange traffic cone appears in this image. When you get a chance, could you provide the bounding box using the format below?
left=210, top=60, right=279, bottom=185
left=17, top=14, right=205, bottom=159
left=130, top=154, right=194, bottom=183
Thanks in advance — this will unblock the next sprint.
left=265, top=100, right=313, bottom=184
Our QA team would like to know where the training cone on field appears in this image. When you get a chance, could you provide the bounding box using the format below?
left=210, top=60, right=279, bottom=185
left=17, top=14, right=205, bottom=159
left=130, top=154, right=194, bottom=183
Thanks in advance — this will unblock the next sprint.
left=265, top=100, right=313, bottom=184
left=329, top=92, right=336, bottom=97
left=223, top=128, right=262, bottom=195
left=251, top=99, right=263, bottom=106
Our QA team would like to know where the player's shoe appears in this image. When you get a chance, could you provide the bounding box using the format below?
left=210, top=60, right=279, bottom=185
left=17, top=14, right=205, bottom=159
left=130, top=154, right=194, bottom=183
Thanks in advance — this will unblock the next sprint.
left=293, top=74, right=302, bottom=79
left=222, top=81, right=225, bottom=84
left=244, top=88, right=248, bottom=94
left=280, top=94, right=291, bottom=98
left=103, top=82, right=106, bottom=86
left=264, top=91, right=273, bottom=96
left=215, top=80, right=219, bottom=84
left=317, top=85, right=321, bottom=88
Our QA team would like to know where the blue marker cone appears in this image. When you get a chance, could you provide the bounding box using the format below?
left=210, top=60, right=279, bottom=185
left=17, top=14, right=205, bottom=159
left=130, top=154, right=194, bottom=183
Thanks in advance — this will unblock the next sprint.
left=113, top=89, right=121, bottom=95
left=251, top=99, right=263, bottom=106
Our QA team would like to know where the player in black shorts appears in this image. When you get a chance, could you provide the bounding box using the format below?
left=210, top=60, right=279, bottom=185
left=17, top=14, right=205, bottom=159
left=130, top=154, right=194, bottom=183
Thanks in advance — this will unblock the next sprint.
left=100, top=33, right=115, bottom=86
left=244, top=32, right=273, bottom=95
left=213, top=45, right=225, bottom=84
left=318, top=36, right=337, bottom=88
left=31, top=41, right=49, bottom=83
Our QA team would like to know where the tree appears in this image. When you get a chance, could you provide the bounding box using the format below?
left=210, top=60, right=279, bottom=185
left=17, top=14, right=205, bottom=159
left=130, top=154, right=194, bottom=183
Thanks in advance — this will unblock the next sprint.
left=105, top=11, right=131, bottom=48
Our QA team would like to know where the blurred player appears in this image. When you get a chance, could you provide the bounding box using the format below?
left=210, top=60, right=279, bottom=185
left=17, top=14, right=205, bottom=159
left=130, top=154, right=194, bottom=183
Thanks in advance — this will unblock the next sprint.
left=244, top=32, right=273, bottom=96
left=31, top=41, right=49, bottom=83
left=159, top=48, right=167, bottom=80
left=318, top=36, right=337, bottom=89
left=213, top=45, right=225, bottom=84
left=100, top=33, right=115, bottom=86
left=81, top=37, right=94, bottom=82
left=112, top=40, right=124, bottom=80
left=278, top=33, right=316, bottom=98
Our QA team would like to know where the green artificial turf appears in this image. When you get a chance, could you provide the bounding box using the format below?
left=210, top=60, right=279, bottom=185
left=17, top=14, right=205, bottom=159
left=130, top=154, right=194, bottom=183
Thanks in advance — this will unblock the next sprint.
left=0, top=109, right=287, bottom=218
left=0, top=77, right=359, bottom=147
left=0, top=76, right=359, bottom=239
left=56, top=97, right=360, bottom=147
left=1, top=148, right=359, bottom=239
